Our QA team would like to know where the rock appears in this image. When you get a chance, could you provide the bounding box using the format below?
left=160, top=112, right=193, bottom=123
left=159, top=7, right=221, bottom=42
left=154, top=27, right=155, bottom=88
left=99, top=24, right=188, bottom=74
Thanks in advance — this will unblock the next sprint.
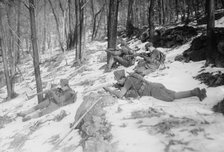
left=153, top=26, right=197, bottom=48
left=194, top=72, right=224, bottom=87
left=175, top=28, right=224, bottom=67
left=213, top=98, right=224, bottom=115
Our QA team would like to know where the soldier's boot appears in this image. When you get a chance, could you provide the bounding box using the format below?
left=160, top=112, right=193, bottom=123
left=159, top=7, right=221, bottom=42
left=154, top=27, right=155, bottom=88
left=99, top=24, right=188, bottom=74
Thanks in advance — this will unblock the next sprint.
left=174, top=88, right=207, bottom=101
left=191, top=88, right=207, bottom=101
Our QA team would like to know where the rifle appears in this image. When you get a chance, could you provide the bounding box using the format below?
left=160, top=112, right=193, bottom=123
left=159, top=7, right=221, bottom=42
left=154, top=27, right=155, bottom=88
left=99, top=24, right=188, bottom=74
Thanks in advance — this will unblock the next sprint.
left=126, top=52, right=150, bottom=58
left=105, top=49, right=122, bottom=56
left=27, top=87, right=58, bottom=100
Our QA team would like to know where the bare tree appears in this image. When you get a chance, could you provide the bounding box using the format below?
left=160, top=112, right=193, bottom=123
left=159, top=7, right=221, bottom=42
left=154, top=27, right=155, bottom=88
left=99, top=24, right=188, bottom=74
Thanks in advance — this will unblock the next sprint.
left=16, top=0, right=21, bottom=63
left=206, top=0, right=215, bottom=65
left=107, top=0, right=119, bottom=69
left=148, top=0, right=155, bottom=41
left=42, top=0, right=47, bottom=54
left=48, top=0, right=65, bottom=52
left=6, top=2, right=17, bottom=99
left=75, top=0, right=81, bottom=63
left=126, top=0, right=134, bottom=37
left=91, top=1, right=105, bottom=40
left=0, top=9, right=14, bottom=100
left=29, top=0, right=43, bottom=103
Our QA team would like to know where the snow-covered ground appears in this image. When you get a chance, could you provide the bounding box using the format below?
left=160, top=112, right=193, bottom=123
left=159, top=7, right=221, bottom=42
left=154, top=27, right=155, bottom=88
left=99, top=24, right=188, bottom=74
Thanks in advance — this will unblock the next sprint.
left=1, top=18, right=224, bottom=152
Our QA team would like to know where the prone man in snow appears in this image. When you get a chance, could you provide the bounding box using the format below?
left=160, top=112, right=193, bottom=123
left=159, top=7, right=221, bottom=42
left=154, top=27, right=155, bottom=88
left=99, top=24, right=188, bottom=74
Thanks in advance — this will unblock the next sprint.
left=17, top=79, right=77, bottom=121
left=134, top=43, right=166, bottom=76
left=103, top=69, right=207, bottom=102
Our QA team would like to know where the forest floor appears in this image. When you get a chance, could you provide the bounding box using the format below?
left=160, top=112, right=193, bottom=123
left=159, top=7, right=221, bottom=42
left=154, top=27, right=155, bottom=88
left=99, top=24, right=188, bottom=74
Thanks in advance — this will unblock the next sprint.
left=1, top=26, right=224, bottom=152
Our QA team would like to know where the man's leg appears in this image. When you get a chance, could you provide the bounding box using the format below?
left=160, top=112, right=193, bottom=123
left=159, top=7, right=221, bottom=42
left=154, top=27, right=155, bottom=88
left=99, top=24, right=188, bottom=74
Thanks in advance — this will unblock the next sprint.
left=150, top=87, right=175, bottom=102
left=18, top=99, right=50, bottom=117
left=22, top=102, right=59, bottom=122
left=22, top=110, right=42, bottom=121
left=174, top=88, right=207, bottom=101
left=113, top=56, right=131, bottom=67
left=41, top=102, right=60, bottom=115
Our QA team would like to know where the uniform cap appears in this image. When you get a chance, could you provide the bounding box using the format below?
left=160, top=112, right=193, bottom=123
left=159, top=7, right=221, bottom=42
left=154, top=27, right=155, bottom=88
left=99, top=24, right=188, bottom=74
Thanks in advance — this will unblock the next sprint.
left=60, top=79, right=69, bottom=86
left=114, top=69, right=125, bottom=80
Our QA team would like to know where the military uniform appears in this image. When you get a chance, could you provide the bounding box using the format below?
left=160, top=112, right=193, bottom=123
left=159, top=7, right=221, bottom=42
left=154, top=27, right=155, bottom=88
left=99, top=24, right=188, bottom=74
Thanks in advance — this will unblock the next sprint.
left=123, top=75, right=175, bottom=101
left=135, top=49, right=165, bottom=76
left=110, top=70, right=207, bottom=102
left=18, top=79, right=77, bottom=121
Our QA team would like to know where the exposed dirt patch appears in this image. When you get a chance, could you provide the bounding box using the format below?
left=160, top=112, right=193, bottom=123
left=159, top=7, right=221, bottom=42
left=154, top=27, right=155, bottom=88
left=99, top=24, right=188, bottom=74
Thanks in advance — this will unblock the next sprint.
left=129, top=107, right=165, bottom=119
left=149, top=116, right=201, bottom=134
left=175, top=28, right=224, bottom=67
left=213, top=98, right=224, bottom=115
left=194, top=72, right=224, bottom=87
left=153, top=26, right=197, bottom=48
left=0, top=115, right=14, bottom=129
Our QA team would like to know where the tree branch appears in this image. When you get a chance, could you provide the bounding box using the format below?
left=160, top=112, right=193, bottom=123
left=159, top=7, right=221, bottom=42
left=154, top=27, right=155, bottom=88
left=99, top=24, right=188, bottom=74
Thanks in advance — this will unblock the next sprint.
left=81, top=0, right=90, bottom=10
left=22, top=0, right=29, bottom=9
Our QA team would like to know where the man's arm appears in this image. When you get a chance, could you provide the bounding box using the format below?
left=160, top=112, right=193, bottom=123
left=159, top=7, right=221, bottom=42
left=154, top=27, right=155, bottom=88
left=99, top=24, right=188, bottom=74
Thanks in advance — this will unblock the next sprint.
left=103, top=87, right=128, bottom=98
left=49, top=90, right=62, bottom=105
left=103, top=78, right=132, bottom=98
left=141, top=53, right=160, bottom=65
left=105, top=49, right=122, bottom=56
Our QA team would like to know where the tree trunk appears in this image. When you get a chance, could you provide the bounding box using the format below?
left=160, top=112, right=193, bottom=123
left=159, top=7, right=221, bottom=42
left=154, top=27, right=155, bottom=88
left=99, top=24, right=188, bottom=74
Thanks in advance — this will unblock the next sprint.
left=68, top=0, right=72, bottom=34
left=90, top=0, right=95, bottom=40
left=42, top=0, right=46, bottom=54
left=148, top=0, right=155, bottom=41
left=75, top=0, right=79, bottom=60
left=95, top=5, right=105, bottom=39
left=126, top=0, right=134, bottom=37
left=16, top=0, right=21, bottom=64
left=48, top=0, right=65, bottom=52
left=221, top=0, right=224, bottom=8
left=0, top=9, right=14, bottom=100
left=175, top=0, right=179, bottom=21
left=6, top=3, right=17, bottom=99
left=185, top=0, right=190, bottom=25
left=162, top=0, right=166, bottom=25
left=29, top=0, right=43, bottom=103
left=107, top=0, right=119, bottom=67
left=206, top=0, right=215, bottom=65
left=74, top=0, right=83, bottom=63
left=195, top=0, right=199, bottom=20
left=79, top=0, right=84, bottom=60
left=92, top=4, right=105, bottom=40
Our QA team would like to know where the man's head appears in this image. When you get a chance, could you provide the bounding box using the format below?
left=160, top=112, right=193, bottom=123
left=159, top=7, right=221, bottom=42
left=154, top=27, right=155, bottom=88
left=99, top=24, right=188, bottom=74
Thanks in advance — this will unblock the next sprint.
left=114, top=69, right=126, bottom=85
left=60, top=79, right=69, bottom=90
left=145, top=42, right=154, bottom=52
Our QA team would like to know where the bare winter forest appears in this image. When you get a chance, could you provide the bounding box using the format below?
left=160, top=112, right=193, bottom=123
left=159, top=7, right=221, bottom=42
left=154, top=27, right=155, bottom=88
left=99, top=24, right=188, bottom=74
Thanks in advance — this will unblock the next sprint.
left=1, top=0, right=224, bottom=152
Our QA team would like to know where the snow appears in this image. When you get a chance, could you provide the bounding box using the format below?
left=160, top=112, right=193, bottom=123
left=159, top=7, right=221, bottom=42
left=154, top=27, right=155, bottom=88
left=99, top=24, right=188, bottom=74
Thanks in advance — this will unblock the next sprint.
left=216, top=16, right=224, bottom=27
left=1, top=32, right=224, bottom=152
